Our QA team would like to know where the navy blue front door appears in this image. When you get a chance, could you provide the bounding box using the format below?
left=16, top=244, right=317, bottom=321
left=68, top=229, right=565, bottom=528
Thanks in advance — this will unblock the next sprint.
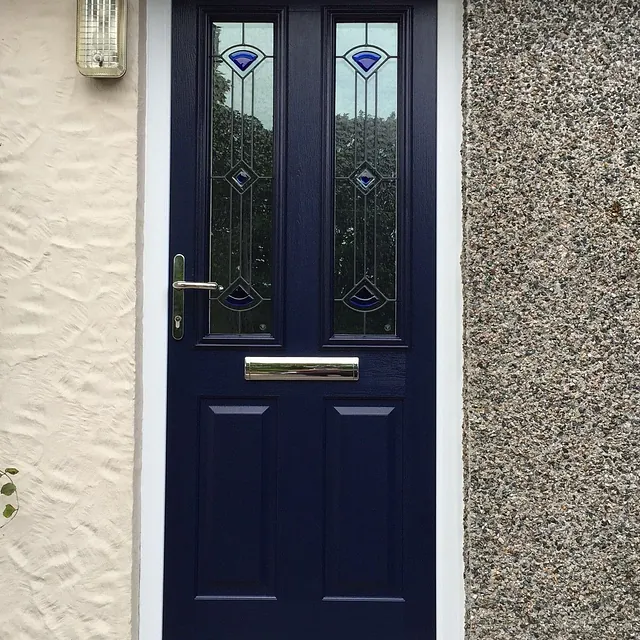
left=164, top=1, right=436, bottom=638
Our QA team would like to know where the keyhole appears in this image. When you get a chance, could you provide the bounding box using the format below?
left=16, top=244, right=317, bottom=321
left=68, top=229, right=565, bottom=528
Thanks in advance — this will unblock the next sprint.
left=174, top=315, right=182, bottom=329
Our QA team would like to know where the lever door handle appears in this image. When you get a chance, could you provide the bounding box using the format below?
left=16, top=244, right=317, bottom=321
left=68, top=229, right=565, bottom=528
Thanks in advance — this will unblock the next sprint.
left=172, top=254, right=225, bottom=341
left=172, top=281, right=224, bottom=291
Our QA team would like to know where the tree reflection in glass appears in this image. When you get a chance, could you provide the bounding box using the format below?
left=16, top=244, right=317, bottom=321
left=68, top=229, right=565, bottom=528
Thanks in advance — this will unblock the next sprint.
left=334, top=23, right=399, bottom=337
left=209, top=22, right=275, bottom=335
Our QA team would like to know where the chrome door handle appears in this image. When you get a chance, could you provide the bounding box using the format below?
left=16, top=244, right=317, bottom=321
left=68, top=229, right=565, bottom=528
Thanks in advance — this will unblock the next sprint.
left=172, top=254, right=225, bottom=341
left=172, top=281, right=224, bottom=291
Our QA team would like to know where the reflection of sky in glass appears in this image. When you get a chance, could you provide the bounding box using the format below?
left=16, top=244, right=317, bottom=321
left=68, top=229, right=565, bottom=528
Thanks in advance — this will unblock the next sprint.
left=335, top=23, right=398, bottom=119
left=335, top=60, right=397, bottom=119
left=336, top=22, right=398, bottom=56
left=214, top=22, right=274, bottom=130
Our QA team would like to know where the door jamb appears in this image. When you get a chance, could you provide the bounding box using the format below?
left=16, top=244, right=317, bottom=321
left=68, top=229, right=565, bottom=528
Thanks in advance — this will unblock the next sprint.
left=138, top=1, right=464, bottom=638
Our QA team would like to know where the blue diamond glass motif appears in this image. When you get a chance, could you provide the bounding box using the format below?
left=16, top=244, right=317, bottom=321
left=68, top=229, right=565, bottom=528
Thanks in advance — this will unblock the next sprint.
left=350, top=162, right=381, bottom=194
left=352, top=51, right=382, bottom=73
left=233, top=169, right=251, bottom=187
left=229, top=50, right=258, bottom=72
left=225, top=162, right=257, bottom=193
left=357, top=168, right=375, bottom=190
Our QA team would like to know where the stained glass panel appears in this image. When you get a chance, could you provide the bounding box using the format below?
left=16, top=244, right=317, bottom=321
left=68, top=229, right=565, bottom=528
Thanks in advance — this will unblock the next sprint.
left=333, top=22, right=398, bottom=336
left=209, top=22, right=275, bottom=335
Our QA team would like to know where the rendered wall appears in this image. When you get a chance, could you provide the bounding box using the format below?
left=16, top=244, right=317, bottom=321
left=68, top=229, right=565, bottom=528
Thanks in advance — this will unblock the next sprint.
left=0, top=1, right=139, bottom=638
left=3, top=0, right=640, bottom=638
left=463, top=1, right=640, bottom=638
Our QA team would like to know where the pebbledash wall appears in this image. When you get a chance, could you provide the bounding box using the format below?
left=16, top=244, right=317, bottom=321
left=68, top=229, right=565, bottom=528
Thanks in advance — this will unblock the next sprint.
left=463, top=1, right=640, bottom=639
left=0, top=0, right=140, bottom=638
left=1, top=1, right=639, bottom=639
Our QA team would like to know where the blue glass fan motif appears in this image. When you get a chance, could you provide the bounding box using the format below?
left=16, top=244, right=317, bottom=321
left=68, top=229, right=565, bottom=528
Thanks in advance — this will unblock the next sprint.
left=219, top=277, right=263, bottom=311
left=229, top=50, right=258, bottom=72
left=352, top=50, right=382, bottom=73
left=344, top=279, right=386, bottom=312
left=224, top=284, right=255, bottom=309
left=349, top=285, right=379, bottom=309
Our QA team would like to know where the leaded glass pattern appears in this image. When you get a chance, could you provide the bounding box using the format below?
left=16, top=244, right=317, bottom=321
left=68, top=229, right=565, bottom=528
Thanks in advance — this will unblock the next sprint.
left=334, top=23, right=399, bottom=336
left=210, top=22, right=275, bottom=335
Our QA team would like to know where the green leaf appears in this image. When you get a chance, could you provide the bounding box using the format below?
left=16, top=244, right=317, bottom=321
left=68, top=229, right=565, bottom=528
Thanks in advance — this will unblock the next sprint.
left=4, top=468, right=18, bottom=475
left=1, top=483, right=16, bottom=496
left=3, top=504, right=16, bottom=518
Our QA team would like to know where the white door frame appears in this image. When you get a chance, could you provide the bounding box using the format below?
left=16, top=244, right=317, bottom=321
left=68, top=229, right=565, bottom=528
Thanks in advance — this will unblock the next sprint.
left=138, top=1, right=464, bottom=637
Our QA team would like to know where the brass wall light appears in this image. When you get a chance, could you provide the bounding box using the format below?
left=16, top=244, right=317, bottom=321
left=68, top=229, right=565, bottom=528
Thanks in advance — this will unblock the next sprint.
left=76, top=0, right=127, bottom=78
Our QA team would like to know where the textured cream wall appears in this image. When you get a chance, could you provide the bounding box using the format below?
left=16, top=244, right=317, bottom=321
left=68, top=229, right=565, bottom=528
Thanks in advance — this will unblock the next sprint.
left=0, top=1, right=139, bottom=638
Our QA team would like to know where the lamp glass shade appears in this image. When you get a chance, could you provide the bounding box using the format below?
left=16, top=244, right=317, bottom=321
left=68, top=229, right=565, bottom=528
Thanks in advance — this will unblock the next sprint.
left=76, top=0, right=127, bottom=78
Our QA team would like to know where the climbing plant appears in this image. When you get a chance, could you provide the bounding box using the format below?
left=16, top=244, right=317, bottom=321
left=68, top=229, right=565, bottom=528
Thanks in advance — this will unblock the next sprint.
left=0, top=468, right=19, bottom=528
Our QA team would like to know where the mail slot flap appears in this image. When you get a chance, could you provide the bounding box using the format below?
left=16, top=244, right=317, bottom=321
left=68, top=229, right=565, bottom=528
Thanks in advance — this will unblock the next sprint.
left=244, top=357, right=359, bottom=381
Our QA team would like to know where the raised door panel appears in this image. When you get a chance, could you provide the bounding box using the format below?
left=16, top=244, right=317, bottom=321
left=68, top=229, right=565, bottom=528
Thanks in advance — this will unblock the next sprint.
left=324, top=401, right=403, bottom=600
left=196, top=400, right=277, bottom=598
